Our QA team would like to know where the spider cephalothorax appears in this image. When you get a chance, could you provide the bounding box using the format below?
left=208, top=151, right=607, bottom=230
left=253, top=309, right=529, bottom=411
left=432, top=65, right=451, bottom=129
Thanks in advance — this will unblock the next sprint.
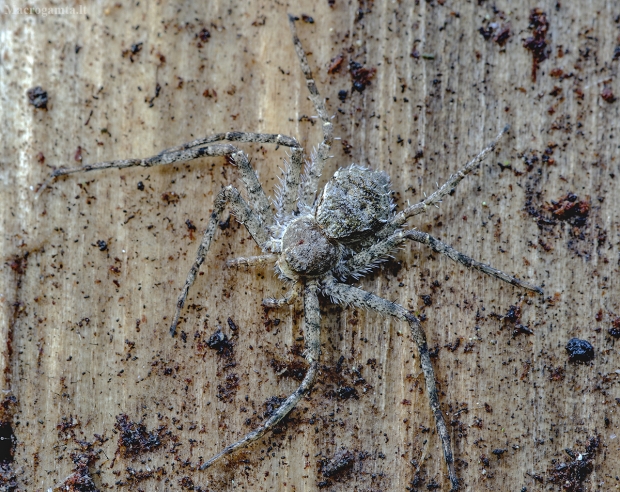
left=275, top=164, right=393, bottom=281
left=42, top=14, right=543, bottom=492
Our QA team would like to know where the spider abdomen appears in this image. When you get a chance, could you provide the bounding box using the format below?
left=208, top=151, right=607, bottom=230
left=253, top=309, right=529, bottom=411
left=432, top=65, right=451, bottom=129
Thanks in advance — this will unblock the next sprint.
left=316, top=164, right=393, bottom=244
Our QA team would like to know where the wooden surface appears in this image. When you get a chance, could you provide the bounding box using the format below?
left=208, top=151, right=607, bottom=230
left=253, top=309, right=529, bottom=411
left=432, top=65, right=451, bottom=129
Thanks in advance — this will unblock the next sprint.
left=1, top=1, right=619, bottom=491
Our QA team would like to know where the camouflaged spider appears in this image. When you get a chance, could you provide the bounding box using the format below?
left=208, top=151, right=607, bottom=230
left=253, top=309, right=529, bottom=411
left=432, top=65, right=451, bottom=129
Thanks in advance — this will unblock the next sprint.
left=41, top=14, right=543, bottom=491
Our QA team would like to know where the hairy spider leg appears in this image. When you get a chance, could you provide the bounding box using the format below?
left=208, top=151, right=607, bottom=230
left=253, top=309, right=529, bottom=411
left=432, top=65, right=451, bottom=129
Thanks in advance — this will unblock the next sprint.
left=225, top=254, right=278, bottom=268
left=404, top=230, right=544, bottom=293
left=169, top=179, right=267, bottom=336
left=200, top=279, right=321, bottom=470
left=342, top=230, right=543, bottom=294
left=155, top=132, right=306, bottom=220
left=288, top=15, right=334, bottom=206
left=225, top=256, right=299, bottom=307
left=378, top=125, right=510, bottom=240
left=262, top=284, right=300, bottom=308
left=322, top=277, right=460, bottom=492
left=38, top=132, right=300, bottom=214
left=277, top=147, right=305, bottom=219
left=156, top=131, right=300, bottom=155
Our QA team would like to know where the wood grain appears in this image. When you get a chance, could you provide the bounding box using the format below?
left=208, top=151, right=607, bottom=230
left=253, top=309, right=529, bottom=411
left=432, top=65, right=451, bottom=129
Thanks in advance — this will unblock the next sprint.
left=1, top=1, right=619, bottom=490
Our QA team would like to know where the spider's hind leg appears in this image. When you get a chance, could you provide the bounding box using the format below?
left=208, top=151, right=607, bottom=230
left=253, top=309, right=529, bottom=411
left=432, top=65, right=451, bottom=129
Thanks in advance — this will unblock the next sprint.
left=200, top=279, right=321, bottom=469
left=322, top=277, right=460, bottom=492
left=341, top=230, right=542, bottom=294
left=404, top=230, right=543, bottom=294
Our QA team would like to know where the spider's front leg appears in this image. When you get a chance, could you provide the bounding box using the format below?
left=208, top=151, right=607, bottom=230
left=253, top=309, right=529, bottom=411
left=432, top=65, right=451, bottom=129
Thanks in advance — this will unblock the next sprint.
left=200, top=279, right=321, bottom=469
left=288, top=15, right=334, bottom=206
left=322, top=277, right=460, bottom=491
left=38, top=131, right=301, bottom=223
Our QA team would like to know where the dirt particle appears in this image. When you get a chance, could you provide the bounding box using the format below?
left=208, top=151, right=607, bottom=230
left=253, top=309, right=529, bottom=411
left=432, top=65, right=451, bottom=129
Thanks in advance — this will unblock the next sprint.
left=565, top=338, right=594, bottom=363
left=227, top=317, right=238, bottom=331
left=122, top=42, right=143, bottom=61
left=523, top=8, right=550, bottom=82
left=328, top=53, right=344, bottom=74
left=114, top=414, right=168, bottom=458
left=479, top=23, right=511, bottom=46
left=27, top=86, right=48, bottom=110
left=206, top=328, right=233, bottom=356
left=161, top=191, right=180, bottom=204
left=336, top=386, right=358, bottom=400
left=74, top=146, right=83, bottom=162
left=545, top=192, right=590, bottom=226
left=349, top=60, right=376, bottom=93
left=0, top=462, right=17, bottom=492
left=547, top=436, right=599, bottom=492
left=179, top=476, right=195, bottom=489
left=197, top=28, right=210, bottom=42
left=492, top=448, right=507, bottom=458
left=601, top=86, right=616, bottom=103
left=216, top=373, right=240, bottom=403
left=548, top=366, right=565, bottom=381
left=51, top=441, right=100, bottom=492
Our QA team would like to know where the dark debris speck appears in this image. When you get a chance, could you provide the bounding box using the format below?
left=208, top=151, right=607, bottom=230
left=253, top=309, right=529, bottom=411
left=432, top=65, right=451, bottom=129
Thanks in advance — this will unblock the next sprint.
left=114, top=414, right=167, bottom=458
left=565, top=338, right=594, bottom=363
left=336, top=386, right=358, bottom=400
left=523, top=8, right=550, bottom=82
left=548, top=436, right=599, bottom=492
left=349, top=60, right=376, bottom=93
left=206, top=328, right=233, bottom=356
left=27, top=86, right=48, bottom=110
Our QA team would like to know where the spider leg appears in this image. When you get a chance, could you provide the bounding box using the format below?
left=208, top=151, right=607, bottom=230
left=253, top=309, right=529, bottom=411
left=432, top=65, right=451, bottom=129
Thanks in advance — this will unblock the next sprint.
left=200, top=279, right=320, bottom=470
left=38, top=143, right=239, bottom=195
left=322, top=277, right=459, bottom=492
left=277, top=147, right=305, bottom=218
left=157, top=131, right=300, bottom=155
left=262, top=284, right=299, bottom=308
left=160, top=135, right=305, bottom=220
left=378, top=126, right=509, bottom=239
left=41, top=141, right=277, bottom=230
left=225, top=254, right=278, bottom=268
left=404, top=230, right=543, bottom=293
left=169, top=185, right=268, bottom=336
left=341, top=230, right=543, bottom=294
left=288, top=15, right=334, bottom=206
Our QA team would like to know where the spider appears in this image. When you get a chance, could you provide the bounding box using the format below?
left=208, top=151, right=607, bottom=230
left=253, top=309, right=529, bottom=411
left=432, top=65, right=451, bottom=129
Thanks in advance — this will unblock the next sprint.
left=40, top=15, right=543, bottom=491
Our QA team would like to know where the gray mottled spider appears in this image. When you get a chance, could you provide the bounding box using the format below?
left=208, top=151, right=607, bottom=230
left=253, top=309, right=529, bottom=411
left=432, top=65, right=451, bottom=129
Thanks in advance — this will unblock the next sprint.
left=41, top=15, right=543, bottom=491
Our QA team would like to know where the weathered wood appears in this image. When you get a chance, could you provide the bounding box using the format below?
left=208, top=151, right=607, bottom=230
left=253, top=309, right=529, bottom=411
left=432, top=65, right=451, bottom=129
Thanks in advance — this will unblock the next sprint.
left=1, top=2, right=618, bottom=491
